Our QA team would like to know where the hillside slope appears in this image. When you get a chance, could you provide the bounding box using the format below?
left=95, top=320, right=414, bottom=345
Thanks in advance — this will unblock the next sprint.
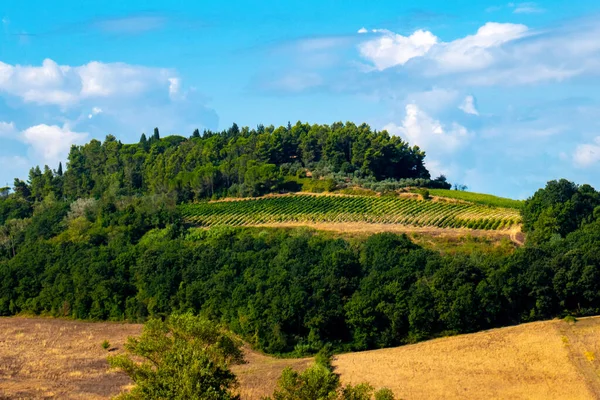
left=3, top=317, right=599, bottom=399
left=332, top=317, right=600, bottom=400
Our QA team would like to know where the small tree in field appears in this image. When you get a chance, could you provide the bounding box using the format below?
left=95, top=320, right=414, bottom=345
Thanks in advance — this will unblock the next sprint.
left=108, top=313, right=243, bottom=400
left=266, top=349, right=395, bottom=400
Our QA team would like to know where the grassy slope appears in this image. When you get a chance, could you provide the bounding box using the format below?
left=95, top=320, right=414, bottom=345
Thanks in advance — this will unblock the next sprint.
left=2, top=317, right=599, bottom=400
left=428, top=188, right=524, bottom=209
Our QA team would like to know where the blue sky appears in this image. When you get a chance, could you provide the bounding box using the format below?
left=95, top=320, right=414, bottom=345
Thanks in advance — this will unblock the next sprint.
left=1, top=0, right=600, bottom=198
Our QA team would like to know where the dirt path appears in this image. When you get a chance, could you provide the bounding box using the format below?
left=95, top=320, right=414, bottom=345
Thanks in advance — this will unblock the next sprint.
left=556, top=317, right=600, bottom=399
left=244, top=221, right=526, bottom=245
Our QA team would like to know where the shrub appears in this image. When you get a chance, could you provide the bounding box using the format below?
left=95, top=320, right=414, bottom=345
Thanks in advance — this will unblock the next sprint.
left=108, top=313, right=243, bottom=400
left=564, top=315, right=578, bottom=323
left=266, top=352, right=395, bottom=400
left=101, top=340, right=110, bottom=350
left=374, top=388, right=396, bottom=400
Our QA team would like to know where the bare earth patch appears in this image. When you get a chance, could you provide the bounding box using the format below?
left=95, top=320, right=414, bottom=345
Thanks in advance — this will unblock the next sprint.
left=0, top=317, right=141, bottom=399
left=232, top=348, right=312, bottom=399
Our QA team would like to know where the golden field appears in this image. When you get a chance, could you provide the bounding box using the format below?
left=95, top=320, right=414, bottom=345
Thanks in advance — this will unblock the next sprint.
left=1, top=317, right=599, bottom=399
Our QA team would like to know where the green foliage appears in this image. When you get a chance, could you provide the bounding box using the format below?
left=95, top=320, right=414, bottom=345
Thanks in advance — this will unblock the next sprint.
left=102, top=340, right=111, bottom=350
left=180, top=194, right=520, bottom=231
left=417, top=189, right=430, bottom=200
left=374, top=388, right=395, bottom=400
left=266, top=353, right=395, bottom=400
left=563, top=315, right=577, bottom=323
left=50, top=122, right=431, bottom=202
left=521, top=179, right=600, bottom=241
left=428, top=189, right=523, bottom=209
left=108, top=313, right=243, bottom=400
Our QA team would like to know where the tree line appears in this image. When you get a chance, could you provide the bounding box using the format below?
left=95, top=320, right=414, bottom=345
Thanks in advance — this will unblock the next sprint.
left=14, top=121, right=450, bottom=206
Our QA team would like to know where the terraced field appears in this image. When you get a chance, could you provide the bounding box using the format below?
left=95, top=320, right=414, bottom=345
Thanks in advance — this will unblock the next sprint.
left=180, top=193, right=521, bottom=230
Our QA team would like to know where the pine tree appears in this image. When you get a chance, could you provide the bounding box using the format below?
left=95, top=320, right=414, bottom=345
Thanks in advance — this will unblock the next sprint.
left=57, top=162, right=63, bottom=176
left=153, top=127, right=160, bottom=141
left=192, top=129, right=200, bottom=138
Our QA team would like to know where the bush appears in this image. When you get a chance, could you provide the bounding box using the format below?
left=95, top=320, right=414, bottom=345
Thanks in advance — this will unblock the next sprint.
left=418, top=189, right=430, bottom=200
left=266, top=352, right=395, bottom=400
left=374, top=388, right=395, bottom=400
left=108, top=313, right=244, bottom=400
left=101, top=340, right=110, bottom=350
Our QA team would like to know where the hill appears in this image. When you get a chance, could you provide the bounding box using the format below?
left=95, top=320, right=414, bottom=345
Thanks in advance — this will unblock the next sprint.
left=2, top=316, right=600, bottom=399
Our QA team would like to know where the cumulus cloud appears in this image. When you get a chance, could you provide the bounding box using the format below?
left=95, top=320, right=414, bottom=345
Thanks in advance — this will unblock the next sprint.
left=574, top=137, right=600, bottom=168
left=354, top=19, right=600, bottom=86
left=383, top=104, right=469, bottom=154
left=459, top=95, right=479, bottom=115
left=358, top=29, right=438, bottom=70
left=0, top=58, right=178, bottom=107
left=21, top=124, right=88, bottom=166
left=359, top=22, right=527, bottom=72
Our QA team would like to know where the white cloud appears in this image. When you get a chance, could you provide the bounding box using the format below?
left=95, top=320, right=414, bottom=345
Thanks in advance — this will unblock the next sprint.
left=358, top=29, right=438, bottom=70
left=359, top=23, right=526, bottom=72
left=574, top=137, right=600, bottom=168
left=88, top=107, right=103, bottom=119
left=21, top=124, right=88, bottom=166
left=512, top=2, right=545, bottom=14
left=355, top=19, right=600, bottom=86
left=357, top=27, right=368, bottom=34
left=0, top=121, right=17, bottom=137
left=459, top=95, right=479, bottom=115
left=168, top=77, right=181, bottom=99
left=384, top=104, right=469, bottom=154
left=0, top=58, right=178, bottom=107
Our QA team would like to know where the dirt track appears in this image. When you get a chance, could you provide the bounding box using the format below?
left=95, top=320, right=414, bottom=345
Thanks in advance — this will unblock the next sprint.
left=246, top=221, right=525, bottom=246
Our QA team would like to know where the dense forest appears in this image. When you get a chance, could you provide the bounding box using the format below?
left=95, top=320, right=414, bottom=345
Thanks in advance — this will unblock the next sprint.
left=1, top=122, right=600, bottom=355
left=13, top=121, right=450, bottom=207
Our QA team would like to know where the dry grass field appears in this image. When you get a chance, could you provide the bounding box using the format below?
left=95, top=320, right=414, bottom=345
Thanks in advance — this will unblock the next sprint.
left=333, top=317, right=600, bottom=400
left=1, top=316, right=600, bottom=399
left=0, top=317, right=141, bottom=399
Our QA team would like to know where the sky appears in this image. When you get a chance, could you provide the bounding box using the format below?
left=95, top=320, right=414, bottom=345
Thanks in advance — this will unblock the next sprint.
left=1, top=0, right=600, bottom=199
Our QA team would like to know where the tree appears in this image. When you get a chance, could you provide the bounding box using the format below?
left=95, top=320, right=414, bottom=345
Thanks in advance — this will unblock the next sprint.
left=109, top=313, right=244, bottom=400
left=192, top=129, right=200, bottom=138
left=57, top=162, right=63, bottom=177
left=0, top=218, right=30, bottom=258
left=152, top=128, right=160, bottom=141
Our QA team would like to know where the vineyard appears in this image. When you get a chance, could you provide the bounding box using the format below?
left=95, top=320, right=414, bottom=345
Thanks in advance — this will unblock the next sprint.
left=180, top=194, right=521, bottom=230
left=427, top=189, right=524, bottom=209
